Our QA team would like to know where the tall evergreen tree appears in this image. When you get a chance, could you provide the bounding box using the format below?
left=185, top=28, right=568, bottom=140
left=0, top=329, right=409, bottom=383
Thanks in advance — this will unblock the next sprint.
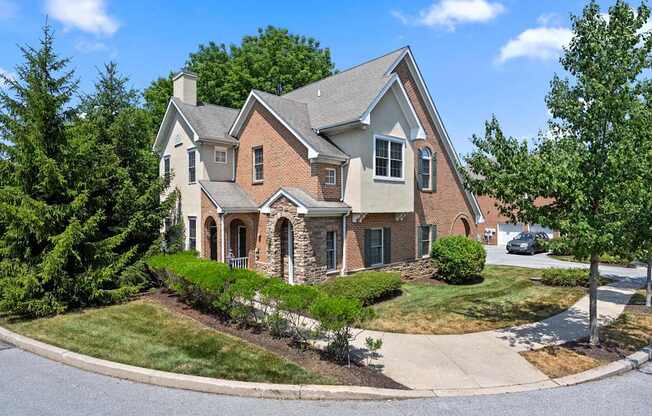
left=0, top=25, right=169, bottom=317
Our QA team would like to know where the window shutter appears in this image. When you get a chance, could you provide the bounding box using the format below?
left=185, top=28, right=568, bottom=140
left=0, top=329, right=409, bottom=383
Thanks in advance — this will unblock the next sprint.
left=430, top=225, right=438, bottom=255
left=364, top=229, right=372, bottom=268
left=416, top=151, right=423, bottom=191
left=432, top=152, right=437, bottom=192
left=383, top=227, right=391, bottom=265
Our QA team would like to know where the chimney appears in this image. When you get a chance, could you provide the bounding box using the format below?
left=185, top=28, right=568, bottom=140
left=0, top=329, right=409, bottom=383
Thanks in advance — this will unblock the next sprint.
left=173, top=69, right=197, bottom=106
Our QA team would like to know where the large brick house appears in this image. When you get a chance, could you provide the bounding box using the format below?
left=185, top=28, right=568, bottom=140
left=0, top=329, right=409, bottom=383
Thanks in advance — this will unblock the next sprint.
left=154, top=47, right=484, bottom=283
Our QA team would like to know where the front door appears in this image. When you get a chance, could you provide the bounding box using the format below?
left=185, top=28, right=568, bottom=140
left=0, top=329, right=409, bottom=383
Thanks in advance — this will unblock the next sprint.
left=209, top=223, right=218, bottom=261
left=237, top=226, right=246, bottom=258
left=280, top=220, right=294, bottom=284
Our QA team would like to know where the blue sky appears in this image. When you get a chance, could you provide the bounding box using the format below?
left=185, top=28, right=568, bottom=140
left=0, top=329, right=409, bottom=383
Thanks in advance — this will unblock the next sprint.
left=0, top=0, right=628, bottom=155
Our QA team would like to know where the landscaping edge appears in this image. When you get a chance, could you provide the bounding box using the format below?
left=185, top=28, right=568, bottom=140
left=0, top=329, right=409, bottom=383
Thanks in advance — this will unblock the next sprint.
left=0, top=324, right=650, bottom=400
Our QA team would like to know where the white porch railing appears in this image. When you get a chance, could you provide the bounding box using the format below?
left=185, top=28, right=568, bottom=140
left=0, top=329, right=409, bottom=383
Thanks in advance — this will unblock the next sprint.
left=229, top=257, right=248, bottom=269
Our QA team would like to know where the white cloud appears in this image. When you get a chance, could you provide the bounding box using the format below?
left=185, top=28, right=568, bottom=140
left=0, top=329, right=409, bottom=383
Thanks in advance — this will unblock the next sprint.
left=497, top=27, right=573, bottom=63
left=0, top=0, right=17, bottom=19
left=0, top=67, right=16, bottom=89
left=46, top=0, right=119, bottom=36
left=75, top=39, right=108, bottom=53
left=393, top=0, right=505, bottom=30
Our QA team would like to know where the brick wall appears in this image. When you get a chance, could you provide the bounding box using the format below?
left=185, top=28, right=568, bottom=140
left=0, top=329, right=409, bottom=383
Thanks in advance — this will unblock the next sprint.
left=234, top=102, right=340, bottom=205
left=393, top=60, right=478, bottom=240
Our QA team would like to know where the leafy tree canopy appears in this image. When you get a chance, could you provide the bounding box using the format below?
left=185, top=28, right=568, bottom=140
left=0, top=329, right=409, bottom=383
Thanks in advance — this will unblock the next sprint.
left=144, top=25, right=334, bottom=127
left=464, top=0, right=652, bottom=343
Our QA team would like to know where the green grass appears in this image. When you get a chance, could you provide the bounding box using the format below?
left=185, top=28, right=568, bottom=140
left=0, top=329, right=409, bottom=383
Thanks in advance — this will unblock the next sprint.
left=3, top=300, right=332, bottom=385
left=362, top=266, right=585, bottom=335
left=548, top=254, right=632, bottom=268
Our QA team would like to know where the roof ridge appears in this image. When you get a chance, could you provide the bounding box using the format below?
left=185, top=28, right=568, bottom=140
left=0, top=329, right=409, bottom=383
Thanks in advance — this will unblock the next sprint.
left=282, top=46, right=409, bottom=98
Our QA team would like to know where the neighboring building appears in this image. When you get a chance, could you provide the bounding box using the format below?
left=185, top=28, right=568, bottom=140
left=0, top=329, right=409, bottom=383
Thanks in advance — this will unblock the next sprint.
left=154, top=46, right=484, bottom=283
left=476, top=195, right=555, bottom=246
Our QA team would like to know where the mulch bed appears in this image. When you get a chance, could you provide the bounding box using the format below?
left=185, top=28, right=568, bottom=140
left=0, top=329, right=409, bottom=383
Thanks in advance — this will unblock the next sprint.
left=145, top=289, right=407, bottom=390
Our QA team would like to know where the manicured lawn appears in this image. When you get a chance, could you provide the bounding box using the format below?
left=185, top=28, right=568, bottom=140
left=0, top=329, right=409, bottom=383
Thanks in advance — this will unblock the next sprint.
left=3, top=300, right=332, bottom=385
left=548, top=254, right=632, bottom=268
left=362, top=266, right=585, bottom=335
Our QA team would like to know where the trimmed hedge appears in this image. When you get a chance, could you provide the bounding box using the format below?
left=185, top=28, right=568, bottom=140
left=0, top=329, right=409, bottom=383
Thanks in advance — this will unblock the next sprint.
left=541, top=268, right=609, bottom=287
left=431, top=236, right=486, bottom=284
left=319, top=271, right=402, bottom=306
left=145, top=252, right=373, bottom=361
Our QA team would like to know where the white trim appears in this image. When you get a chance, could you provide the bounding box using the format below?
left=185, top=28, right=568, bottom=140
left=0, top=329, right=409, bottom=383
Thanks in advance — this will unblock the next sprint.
left=213, top=146, right=227, bottom=164
left=252, top=146, right=263, bottom=183
left=386, top=48, right=484, bottom=224
left=373, top=134, right=405, bottom=181
left=418, top=147, right=433, bottom=191
left=259, top=189, right=308, bottom=215
left=325, top=168, right=337, bottom=186
left=359, top=75, right=426, bottom=141
left=153, top=99, right=200, bottom=151
left=259, top=188, right=350, bottom=216
left=220, top=214, right=225, bottom=261
left=187, top=148, right=197, bottom=184
left=199, top=186, right=224, bottom=214
left=341, top=213, right=348, bottom=276
left=229, top=91, right=324, bottom=160
left=287, top=222, right=294, bottom=285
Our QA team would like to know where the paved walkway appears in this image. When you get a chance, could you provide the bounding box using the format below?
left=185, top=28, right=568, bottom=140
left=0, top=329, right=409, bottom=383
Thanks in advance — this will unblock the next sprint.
left=344, top=247, right=645, bottom=390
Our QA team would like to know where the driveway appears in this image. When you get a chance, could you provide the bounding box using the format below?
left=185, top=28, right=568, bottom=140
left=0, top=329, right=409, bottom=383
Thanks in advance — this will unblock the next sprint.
left=2, top=344, right=651, bottom=415
left=484, top=245, right=645, bottom=278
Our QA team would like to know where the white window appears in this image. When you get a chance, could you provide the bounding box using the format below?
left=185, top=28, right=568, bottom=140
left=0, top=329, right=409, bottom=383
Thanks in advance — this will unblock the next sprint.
left=163, top=155, right=170, bottom=186
left=214, top=146, right=227, bottom=164
left=174, top=134, right=182, bottom=147
left=188, top=216, right=197, bottom=251
left=368, top=228, right=384, bottom=266
left=419, top=225, right=437, bottom=258
left=188, top=149, right=196, bottom=183
left=374, top=136, right=404, bottom=180
left=326, top=231, right=336, bottom=271
left=253, top=146, right=263, bottom=183
left=325, top=168, right=336, bottom=186
left=418, top=148, right=432, bottom=190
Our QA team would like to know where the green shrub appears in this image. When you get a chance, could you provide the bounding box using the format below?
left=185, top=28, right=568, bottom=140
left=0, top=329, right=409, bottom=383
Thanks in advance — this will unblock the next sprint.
left=431, top=236, right=486, bottom=284
left=540, top=268, right=609, bottom=287
left=319, top=272, right=402, bottom=306
left=310, top=295, right=374, bottom=364
left=547, top=237, right=574, bottom=256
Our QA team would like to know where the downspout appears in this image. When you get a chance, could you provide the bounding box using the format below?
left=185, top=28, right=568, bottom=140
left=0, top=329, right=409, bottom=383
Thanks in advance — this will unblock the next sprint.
left=220, top=213, right=225, bottom=262
left=341, top=212, right=349, bottom=276
left=340, top=160, right=350, bottom=276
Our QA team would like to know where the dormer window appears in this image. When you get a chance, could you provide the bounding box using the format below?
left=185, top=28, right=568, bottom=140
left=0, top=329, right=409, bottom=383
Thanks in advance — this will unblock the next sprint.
left=325, top=168, right=336, bottom=186
left=214, top=146, right=227, bottom=164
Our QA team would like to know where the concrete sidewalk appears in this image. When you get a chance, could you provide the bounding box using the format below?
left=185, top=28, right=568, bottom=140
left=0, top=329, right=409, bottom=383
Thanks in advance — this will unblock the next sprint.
left=345, top=252, right=645, bottom=390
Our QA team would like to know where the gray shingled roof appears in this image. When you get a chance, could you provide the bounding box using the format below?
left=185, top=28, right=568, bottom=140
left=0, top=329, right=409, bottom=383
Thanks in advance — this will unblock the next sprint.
left=173, top=97, right=239, bottom=144
left=282, top=47, right=407, bottom=129
left=200, top=181, right=258, bottom=212
left=276, top=187, right=350, bottom=211
left=251, top=90, right=348, bottom=160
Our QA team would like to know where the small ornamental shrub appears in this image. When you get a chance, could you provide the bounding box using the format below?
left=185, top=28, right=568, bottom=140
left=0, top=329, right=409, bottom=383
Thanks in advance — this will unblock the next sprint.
left=431, top=236, right=486, bottom=284
left=279, top=285, right=320, bottom=345
left=319, top=272, right=402, bottom=306
left=310, top=295, right=374, bottom=364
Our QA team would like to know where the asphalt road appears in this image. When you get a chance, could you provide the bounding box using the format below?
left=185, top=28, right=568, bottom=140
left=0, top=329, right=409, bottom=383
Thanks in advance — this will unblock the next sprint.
left=1, top=344, right=651, bottom=416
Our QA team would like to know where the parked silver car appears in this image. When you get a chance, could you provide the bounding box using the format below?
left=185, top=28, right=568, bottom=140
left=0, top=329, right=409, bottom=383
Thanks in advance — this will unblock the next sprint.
left=506, top=232, right=549, bottom=255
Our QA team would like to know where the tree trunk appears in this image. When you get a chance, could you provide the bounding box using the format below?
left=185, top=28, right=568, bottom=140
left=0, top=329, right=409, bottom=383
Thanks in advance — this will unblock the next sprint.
left=589, top=252, right=600, bottom=345
left=646, top=252, right=652, bottom=308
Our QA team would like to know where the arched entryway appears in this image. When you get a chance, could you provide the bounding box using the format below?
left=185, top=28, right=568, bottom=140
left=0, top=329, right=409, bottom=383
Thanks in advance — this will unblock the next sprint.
left=276, top=217, right=294, bottom=284
left=451, top=214, right=472, bottom=237
left=205, top=217, right=218, bottom=261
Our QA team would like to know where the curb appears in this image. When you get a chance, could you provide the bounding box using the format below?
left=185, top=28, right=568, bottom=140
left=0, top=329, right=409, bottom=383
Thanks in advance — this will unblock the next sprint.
left=0, top=325, right=650, bottom=400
